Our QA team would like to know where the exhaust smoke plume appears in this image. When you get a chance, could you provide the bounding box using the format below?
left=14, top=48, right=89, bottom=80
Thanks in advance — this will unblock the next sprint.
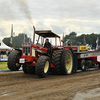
left=14, top=0, right=33, bottom=25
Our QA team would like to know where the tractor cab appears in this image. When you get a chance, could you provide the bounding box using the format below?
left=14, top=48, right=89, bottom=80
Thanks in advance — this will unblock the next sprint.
left=35, top=30, right=63, bottom=49
left=21, top=30, right=63, bottom=60
left=22, top=30, right=64, bottom=58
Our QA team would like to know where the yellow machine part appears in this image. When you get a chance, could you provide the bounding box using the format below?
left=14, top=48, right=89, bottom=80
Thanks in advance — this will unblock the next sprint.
left=79, top=46, right=88, bottom=51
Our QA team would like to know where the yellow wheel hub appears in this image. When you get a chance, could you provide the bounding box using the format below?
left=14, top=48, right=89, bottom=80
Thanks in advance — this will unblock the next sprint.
left=44, top=61, right=49, bottom=73
left=65, top=53, right=73, bottom=74
left=16, top=63, right=20, bottom=67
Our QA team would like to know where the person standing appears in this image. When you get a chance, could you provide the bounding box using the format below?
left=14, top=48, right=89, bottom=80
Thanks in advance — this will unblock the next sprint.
left=68, top=44, right=73, bottom=53
left=6, top=49, right=9, bottom=56
left=8, top=49, right=12, bottom=56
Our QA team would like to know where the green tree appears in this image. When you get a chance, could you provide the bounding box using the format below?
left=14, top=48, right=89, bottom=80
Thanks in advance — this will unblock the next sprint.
left=64, top=32, right=100, bottom=48
left=64, top=32, right=77, bottom=46
left=3, top=33, right=32, bottom=48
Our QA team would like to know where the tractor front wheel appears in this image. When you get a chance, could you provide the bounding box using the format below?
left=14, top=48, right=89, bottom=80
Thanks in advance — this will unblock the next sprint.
left=22, top=65, right=35, bottom=74
left=35, top=56, right=50, bottom=78
left=22, top=65, right=28, bottom=74
left=27, top=66, right=35, bottom=74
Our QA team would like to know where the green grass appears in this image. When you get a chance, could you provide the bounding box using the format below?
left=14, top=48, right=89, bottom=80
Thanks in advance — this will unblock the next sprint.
left=0, top=62, right=7, bottom=64
left=0, top=62, right=22, bottom=70
left=0, top=62, right=8, bottom=70
left=0, top=66, right=8, bottom=70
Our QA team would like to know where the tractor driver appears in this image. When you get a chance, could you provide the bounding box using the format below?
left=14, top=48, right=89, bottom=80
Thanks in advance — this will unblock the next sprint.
left=68, top=44, right=73, bottom=53
left=44, top=39, right=51, bottom=55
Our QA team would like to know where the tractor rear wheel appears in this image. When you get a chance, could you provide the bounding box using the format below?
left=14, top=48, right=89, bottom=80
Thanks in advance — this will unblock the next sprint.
left=51, top=49, right=64, bottom=75
left=8, top=50, right=21, bottom=71
left=61, top=50, right=73, bottom=75
left=35, top=56, right=50, bottom=78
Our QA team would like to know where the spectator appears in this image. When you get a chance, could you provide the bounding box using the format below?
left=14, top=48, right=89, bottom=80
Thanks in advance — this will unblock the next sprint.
left=8, top=49, right=12, bottom=55
left=1, top=50, right=4, bottom=55
left=6, top=49, right=9, bottom=55
left=3, top=50, right=6, bottom=55
left=67, top=44, right=73, bottom=53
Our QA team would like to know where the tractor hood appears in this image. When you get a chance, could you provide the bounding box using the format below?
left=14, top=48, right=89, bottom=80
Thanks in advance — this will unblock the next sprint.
left=31, top=43, right=47, bottom=54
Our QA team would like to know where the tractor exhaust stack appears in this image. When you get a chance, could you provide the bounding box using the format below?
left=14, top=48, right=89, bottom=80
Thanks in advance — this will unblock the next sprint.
left=33, top=25, right=35, bottom=44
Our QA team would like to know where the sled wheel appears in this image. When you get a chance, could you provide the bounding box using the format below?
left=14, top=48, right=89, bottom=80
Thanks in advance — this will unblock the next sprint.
left=81, top=59, right=87, bottom=71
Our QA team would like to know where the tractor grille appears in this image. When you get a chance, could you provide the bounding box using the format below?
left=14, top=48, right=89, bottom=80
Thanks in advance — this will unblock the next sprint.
left=23, top=47, right=30, bottom=56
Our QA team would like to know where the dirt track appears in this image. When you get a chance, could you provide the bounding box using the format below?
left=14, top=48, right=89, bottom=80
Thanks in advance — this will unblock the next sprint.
left=0, top=70, right=100, bottom=100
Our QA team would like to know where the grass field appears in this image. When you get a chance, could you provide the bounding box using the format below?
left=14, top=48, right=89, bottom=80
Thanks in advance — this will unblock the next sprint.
left=0, top=62, right=8, bottom=70
left=0, top=62, right=22, bottom=70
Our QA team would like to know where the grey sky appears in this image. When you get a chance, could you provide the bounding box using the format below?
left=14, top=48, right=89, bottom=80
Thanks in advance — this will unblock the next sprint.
left=0, top=0, right=100, bottom=40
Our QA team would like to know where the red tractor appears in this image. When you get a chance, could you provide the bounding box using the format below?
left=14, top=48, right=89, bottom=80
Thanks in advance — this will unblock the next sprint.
left=8, top=29, right=74, bottom=77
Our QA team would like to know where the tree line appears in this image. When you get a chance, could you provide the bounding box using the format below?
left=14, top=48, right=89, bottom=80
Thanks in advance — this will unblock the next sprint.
left=2, top=32, right=100, bottom=49
left=64, top=32, right=100, bottom=48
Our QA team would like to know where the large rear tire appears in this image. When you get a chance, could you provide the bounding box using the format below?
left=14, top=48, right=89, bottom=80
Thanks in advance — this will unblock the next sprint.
left=61, top=50, right=73, bottom=75
left=51, top=49, right=64, bottom=75
left=35, top=56, right=50, bottom=78
left=8, top=50, right=21, bottom=71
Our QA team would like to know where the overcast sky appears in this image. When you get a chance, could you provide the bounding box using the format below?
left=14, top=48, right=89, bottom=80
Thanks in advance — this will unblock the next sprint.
left=0, top=0, right=100, bottom=41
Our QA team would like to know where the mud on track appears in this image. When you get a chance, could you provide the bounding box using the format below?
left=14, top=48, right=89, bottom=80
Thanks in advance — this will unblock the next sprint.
left=0, top=70, right=100, bottom=100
